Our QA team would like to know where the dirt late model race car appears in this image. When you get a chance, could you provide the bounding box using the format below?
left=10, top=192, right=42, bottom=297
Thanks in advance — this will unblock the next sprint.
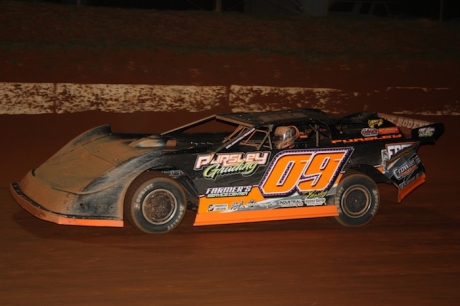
left=11, top=109, right=443, bottom=234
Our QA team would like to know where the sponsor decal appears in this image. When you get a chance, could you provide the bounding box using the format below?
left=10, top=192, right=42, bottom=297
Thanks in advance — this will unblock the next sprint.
left=303, top=197, right=326, bottom=206
left=194, top=152, right=270, bottom=180
left=389, top=117, right=429, bottom=129
left=418, top=127, right=435, bottom=138
left=393, top=155, right=421, bottom=180
left=205, top=185, right=252, bottom=198
left=385, top=143, right=414, bottom=158
left=259, top=148, right=353, bottom=197
left=230, top=200, right=260, bottom=211
left=381, top=143, right=415, bottom=171
left=398, top=172, right=424, bottom=189
left=302, top=190, right=328, bottom=206
left=361, top=128, right=379, bottom=137
left=302, top=191, right=327, bottom=206
left=332, top=133, right=402, bottom=144
left=368, top=119, right=383, bottom=128
left=229, top=196, right=325, bottom=212
left=378, top=127, right=399, bottom=135
left=208, top=204, right=228, bottom=212
left=277, top=199, right=304, bottom=207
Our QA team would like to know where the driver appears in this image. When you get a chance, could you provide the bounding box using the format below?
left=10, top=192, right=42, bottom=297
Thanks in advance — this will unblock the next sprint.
left=273, top=126, right=299, bottom=149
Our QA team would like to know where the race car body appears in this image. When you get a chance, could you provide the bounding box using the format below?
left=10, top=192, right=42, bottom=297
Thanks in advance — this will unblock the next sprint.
left=10, top=109, right=444, bottom=233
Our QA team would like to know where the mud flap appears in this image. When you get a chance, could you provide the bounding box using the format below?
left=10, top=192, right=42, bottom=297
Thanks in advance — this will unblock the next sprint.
left=381, top=144, right=426, bottom=202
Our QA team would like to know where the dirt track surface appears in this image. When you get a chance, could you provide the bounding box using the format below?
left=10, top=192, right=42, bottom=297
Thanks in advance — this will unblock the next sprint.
left=2, top=3, right=460, bottom=305
left=1, top=114, right=459, bottom=305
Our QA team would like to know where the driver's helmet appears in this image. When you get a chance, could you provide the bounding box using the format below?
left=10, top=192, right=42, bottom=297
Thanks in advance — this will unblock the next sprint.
left=273, top=126, right=299, bottom=149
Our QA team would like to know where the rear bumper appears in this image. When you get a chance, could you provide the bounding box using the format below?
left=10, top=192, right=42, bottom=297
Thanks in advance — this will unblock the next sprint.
left=10, top=182, right=123, bottom=227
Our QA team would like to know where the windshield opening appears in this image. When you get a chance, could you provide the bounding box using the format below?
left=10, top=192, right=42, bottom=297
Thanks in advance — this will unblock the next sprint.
left=239, top=127, right=272, bottom=150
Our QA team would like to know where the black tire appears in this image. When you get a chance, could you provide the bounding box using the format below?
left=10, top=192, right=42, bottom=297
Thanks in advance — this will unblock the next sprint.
left=124, top=172, right=186, bottom=234
left=334, top=174, right=379, bottom=227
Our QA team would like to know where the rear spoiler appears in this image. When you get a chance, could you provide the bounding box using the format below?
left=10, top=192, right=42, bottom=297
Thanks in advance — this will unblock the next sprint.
left=378, top=113, right=444, bottom=143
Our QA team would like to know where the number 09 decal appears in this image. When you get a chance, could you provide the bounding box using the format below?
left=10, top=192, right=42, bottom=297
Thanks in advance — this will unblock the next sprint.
left=259, top=148, right=353, bottom=197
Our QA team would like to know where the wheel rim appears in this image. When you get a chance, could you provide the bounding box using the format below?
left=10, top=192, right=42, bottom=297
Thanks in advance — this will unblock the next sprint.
left=141, top=188, right=177, bottom=225
left=341, top=185, right=371, bottom=217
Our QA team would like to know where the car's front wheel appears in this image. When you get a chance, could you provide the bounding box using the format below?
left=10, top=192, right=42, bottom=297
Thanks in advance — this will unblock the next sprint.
left=124, top=172, right=187, bottom=234
left=334, top=173, right=379, bottom=226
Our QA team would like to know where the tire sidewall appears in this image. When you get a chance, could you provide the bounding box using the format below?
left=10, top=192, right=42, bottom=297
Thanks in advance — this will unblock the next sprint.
left=129, top=174, right=186, bottom=233
left=335, top=174, right=379, bottom=226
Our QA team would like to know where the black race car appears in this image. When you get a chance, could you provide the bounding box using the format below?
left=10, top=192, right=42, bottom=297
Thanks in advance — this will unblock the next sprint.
left=10, top=109, right=443, bottom=233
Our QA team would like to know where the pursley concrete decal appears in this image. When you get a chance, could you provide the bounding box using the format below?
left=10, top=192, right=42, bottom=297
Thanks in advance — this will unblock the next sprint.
left=0, top=82, right=458, bottom=115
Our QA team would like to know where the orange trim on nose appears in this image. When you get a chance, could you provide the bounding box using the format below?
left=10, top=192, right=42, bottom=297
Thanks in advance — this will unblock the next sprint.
left=10, top=184, right=124, bottom=227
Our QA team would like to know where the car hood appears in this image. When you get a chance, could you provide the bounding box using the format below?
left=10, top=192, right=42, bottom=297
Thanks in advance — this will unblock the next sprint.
left=33, top=130, right=161, bottom=194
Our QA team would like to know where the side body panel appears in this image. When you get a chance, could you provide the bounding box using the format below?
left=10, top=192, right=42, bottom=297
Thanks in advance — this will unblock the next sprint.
left=164, top=147, right=355, bottom=225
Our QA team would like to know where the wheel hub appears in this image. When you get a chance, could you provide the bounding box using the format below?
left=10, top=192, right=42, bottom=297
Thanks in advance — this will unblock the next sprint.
left=342, top=186, right=371, bottom=217
left=142, top=189, right=177, bottom=225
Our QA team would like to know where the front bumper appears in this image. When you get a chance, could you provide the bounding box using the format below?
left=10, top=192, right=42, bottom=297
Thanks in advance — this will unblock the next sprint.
left=10, top=181, right=123, bottom=227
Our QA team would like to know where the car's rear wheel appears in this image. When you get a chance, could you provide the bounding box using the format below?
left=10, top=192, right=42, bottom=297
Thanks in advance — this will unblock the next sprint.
left=334, top=174, right=379, bottom=226
left=124, top=172, right=186, bottom=234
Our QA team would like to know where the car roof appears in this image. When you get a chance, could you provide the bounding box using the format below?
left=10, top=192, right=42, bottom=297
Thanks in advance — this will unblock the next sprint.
left=162, top=108, right=335, bottom=135
left=216, top=108, right=333, bottom=127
